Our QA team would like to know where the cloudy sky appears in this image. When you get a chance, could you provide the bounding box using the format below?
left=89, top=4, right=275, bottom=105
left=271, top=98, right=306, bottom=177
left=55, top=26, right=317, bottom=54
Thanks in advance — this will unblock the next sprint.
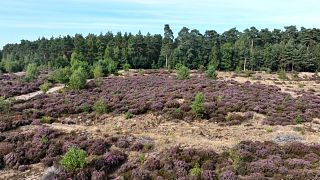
left=0, top=0, right=320, bottom=48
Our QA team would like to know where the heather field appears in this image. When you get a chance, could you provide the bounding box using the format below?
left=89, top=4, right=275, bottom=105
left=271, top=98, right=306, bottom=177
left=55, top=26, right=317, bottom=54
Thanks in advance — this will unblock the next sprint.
left=1, top=70, right=320, bottom=179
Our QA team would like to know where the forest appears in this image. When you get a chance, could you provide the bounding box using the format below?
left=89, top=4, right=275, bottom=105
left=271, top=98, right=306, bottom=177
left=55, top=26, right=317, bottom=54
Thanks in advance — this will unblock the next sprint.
left=1, top=25, right=320, bottom=73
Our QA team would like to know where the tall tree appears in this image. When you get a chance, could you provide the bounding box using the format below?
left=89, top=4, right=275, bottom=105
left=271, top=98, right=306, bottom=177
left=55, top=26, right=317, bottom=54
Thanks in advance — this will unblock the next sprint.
left=160, top=24, right=174, bottom=68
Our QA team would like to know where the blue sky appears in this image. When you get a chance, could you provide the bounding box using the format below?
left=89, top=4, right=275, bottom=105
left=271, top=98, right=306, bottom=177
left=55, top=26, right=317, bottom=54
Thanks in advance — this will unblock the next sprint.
left=1, top=0, right=320, bottom=49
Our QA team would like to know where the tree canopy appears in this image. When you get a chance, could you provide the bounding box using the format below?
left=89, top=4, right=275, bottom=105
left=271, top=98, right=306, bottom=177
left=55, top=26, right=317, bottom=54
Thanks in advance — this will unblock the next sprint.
left=1, top=25, right=320, bottom=73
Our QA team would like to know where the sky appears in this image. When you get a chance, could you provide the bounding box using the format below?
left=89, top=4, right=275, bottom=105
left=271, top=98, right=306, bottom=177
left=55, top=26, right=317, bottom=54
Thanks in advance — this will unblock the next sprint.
left=1, top=0, right=320, bottom=49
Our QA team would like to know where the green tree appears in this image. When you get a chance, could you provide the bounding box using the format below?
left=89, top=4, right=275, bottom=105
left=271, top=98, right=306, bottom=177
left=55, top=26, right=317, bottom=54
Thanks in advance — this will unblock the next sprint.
left=25, top=63, right=39, bottom=80
left=160, top=24, right=174, bottom=68
left=191, top=92, right=205, bottom=117
left=220, top=43, right=233, bottom=70
left=69, top=67, right=87, bottom=90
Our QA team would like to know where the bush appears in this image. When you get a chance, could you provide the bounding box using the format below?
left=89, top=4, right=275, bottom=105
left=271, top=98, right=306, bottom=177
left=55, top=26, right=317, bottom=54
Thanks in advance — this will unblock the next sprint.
left=294, top=116, right=302, bottom=125
left=235, top=66, right=241, bottom=74
left=277, top=70, right=288, bottom=80
left=123, top=63, right=131, bottom=72
left=51, top=67, right=72, bottom=84
left=177, top=65, right=190, bottom=80
left=192, top=92, right=205, bottom=117
left=60, top=147, right=87, bottom=171
left=40, top=82, right=51, bottom=93
left=189, top=164, right=202, bottom=177
left=125, top=111, right=133, bottom=119
left=0, top=96, right=10, bottom=114
left=266, top=127, right=273, bottom=133
left=41, top=116, right=52, bottom=124
left=69, top=67, right=87, bottom=90
left=138, top=69, right=145, bottom=75
left=93, top=65, right=104, bottom=79
left=93, top=65, right=103, bottom=86
left=80, top=103, right=91, bottom=113
left=175, top=63, right=183, bottom=70
left=25, top=63, right=39, bottom=80
left=93, top=98, right=108, bottom=114
left=205, top=65, right=218, bottom=79
left=139, top=153, right=146, bottom=163
left=3, top=60, right=22, bottom=73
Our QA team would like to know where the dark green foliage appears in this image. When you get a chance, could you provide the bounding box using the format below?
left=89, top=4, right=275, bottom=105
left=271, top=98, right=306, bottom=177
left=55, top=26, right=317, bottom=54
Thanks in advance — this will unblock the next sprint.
left=177, top=65, right=190, bottom=80
left=2, top=25, right=320, bottom=72
left=192, top=92, right=205, bottom=117
left=60, top=147, right=87, bottom=171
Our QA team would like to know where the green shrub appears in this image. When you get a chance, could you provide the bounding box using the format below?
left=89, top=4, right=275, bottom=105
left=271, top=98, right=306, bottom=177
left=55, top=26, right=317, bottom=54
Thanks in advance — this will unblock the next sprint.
left=191, top=92, right=205, bottom=117
left=294, top=116, right=302, bottom=124
left=265, top=127, right=273, bottom=133
left=244, top=70, right=254, bottom=77
left=80, top=103, right=91, bottom=113
left=292, top=71, right=299, bottom=79
left=205, top=65, right=218, bottom=79
left=93, top=65, right=103, bottom=86
left=125, top=111, right=133, bottom=119
left=177, top=65, right=190, bottom=80
left=69, top=67, right=87, bottom=90
left=93, top=98, right=108, bottom=114
left=41, top=116, right=52, bottom=124
left=175, top=63, right=183, bottom=70
left=107, top=60, right=118, bottom=74
left=93, top=65, right=104, bottom=79
left=41, top=135, right=49, bottom=144
left=0, top=96, right=10, bottom=114
left=277, top=69, right=288, bottom=80
left=229, top=147, right=247, bottom=175
left=123, top=63, right=131, bottom=72
left=189, top=164, right=202, bottom=177
left=60, top=147, right=87, bottom=171
left=25, top=63, right=39, bottom=80
left=3, top=60, right=22, bottom=73
left=139, top=153, right=145, bottom=163
left=235, top=66, right=241, bottom=74
left=138, top=69, right=145, bottom=75
left=40, top=82, right=51, bottom=93
left=51, top=67, right=72, bottom=84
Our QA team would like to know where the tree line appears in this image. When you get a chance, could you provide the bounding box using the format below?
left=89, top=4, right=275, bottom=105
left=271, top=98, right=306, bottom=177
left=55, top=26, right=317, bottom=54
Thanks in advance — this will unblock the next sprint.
left=1, top=25, right=320, bottom=73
